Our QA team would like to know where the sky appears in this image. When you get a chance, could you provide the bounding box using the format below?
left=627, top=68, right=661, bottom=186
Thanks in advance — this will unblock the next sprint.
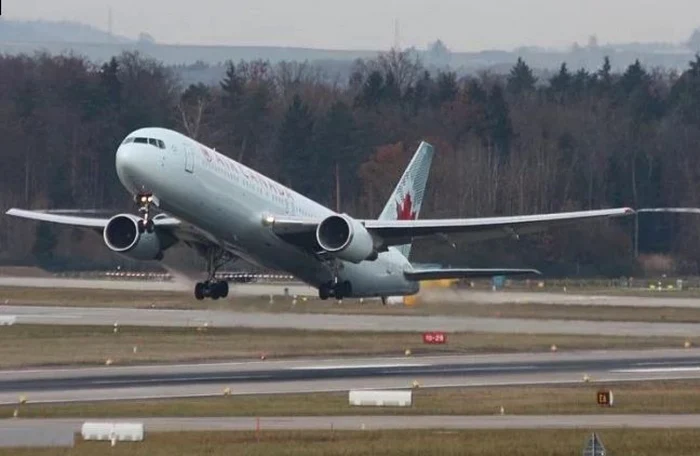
left=5, top=0, right=700, bottom=51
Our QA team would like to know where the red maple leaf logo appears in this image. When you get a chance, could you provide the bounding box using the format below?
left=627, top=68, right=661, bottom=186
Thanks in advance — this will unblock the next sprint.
left=396, top=193, right=417, bottom=220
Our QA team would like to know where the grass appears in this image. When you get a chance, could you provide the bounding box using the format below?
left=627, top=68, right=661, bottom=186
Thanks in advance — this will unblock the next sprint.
left=0, top=324, right=693, bottom=368
left=1, top=429, right=700, bottom=455
left=5, top=380, right=700, bottom=417
left=6, top=286, right=700, bottom=324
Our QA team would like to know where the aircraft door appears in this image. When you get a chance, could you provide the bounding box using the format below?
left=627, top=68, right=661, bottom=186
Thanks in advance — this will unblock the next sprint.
left=184, top=143, right=195, bottom=173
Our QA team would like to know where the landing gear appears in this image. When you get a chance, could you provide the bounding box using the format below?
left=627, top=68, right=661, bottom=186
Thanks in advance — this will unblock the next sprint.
left=194, top=246, right=235, bottom=301
left=318, top=280, right=352, bottom=300
left=136, top=193, right=155, bottom=233
left=194, top=280, right=229, bottom=300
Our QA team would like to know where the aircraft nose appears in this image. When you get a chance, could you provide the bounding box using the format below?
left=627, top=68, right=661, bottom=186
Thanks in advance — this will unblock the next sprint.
left=115, top=144, right=152, bottom=194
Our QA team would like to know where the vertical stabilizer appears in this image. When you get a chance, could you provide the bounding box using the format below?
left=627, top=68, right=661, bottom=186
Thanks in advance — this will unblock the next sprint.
left=378, top=141, right=434, bottom=258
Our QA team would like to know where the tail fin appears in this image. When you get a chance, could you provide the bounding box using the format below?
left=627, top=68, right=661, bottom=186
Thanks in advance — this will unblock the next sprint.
left=378, top=141, right=435, bottom=259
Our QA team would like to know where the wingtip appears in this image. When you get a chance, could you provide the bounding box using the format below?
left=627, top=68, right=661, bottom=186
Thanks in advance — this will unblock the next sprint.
left=623, top=207, right=636, bottom=215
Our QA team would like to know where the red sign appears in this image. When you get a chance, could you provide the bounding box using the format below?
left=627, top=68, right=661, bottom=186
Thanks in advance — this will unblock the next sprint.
left=422, top=332, right=447, bottom=344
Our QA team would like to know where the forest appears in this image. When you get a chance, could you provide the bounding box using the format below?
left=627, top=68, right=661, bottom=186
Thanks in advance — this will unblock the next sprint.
left=1, top=49, right=700, bottom=276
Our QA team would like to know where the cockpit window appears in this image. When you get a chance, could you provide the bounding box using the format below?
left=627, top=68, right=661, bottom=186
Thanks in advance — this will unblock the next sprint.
left=126, top=137, right=166, bottom=149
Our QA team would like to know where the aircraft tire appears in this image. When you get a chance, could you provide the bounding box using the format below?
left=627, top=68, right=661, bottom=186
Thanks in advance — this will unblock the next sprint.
left=319, top=284, right=331, bottom=300
left=194, top=282, right=205, bottom=300
left=334, top=281, right=351, bottom=299
left=218, top=281, right=229, bottom=298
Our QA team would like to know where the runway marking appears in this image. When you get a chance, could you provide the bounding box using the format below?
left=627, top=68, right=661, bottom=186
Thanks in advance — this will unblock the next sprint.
left=634, top=360, right=700, bottom=367
left=612, top=367, right=700, bottom=373
left=288, top=363, right=429, bottom=370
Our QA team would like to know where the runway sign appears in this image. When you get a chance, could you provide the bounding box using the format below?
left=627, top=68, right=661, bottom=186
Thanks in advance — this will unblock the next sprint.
left=597, top=390, right=614, bottom=407
left=349, top=390, right=412, bottom=407
left=422, top=332, right=447, bottom=344
left=81, top=422, right=144, bottom=442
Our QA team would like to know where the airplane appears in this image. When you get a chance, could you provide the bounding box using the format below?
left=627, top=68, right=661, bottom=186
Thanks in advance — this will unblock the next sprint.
left=5, top=128, right=635, bottom=302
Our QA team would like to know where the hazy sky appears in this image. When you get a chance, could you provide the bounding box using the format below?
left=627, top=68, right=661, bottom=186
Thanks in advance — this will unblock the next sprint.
left=6, top=0, right=700, bottom=51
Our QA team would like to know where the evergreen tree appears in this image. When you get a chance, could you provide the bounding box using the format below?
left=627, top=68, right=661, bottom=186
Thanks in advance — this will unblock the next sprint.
left=432, top=71, right=458, bottom=106
left=485, top=84, right=513, bottom=157
left=278, top=95, right=316, bottom=197
left=507, top=57, right=537, bottom=95
left=313, top=101, right=360, bottom=209
left=548, top=62, right=572, bottom=102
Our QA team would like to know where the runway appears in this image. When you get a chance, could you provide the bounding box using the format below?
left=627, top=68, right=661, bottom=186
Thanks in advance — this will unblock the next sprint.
left=424, top=288, right=700, bottom=308
left=2, top=349, right=699, bottom=404
left=5, top=304, right=700, bottom=336
left=4, top=276, right=700, bottom=308
left=0, top=277, right=318, bottom=296
left=4, top=414, right=700, bottom=433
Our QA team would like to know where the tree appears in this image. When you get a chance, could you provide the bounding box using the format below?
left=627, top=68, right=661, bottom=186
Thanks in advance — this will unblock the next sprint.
left=548, top=63, right=572, bottom=102
left=312, top=100, right=360, bottom=211
left=178, top=83, right=212, bottom=140
left=507, top=58, right=536, bottom=95
left=278, top=94, right=316, bottom=198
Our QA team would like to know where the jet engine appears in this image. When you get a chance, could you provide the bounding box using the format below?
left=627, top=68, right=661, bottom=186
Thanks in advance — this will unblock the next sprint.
left=316, top=214, right=378, bottom=263
left=103, top=214, right=165, bottom=261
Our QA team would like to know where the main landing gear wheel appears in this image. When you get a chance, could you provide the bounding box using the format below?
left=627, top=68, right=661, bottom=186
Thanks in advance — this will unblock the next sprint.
left=193, top=246, right=235, bottom=301
left=318, top=280, right=352, bottom=300
left=194, top=280, right=229, bottom=300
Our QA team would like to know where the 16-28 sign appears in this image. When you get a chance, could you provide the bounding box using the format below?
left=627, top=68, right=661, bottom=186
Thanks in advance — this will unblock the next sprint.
left=422, top=332, right=447, bottom=344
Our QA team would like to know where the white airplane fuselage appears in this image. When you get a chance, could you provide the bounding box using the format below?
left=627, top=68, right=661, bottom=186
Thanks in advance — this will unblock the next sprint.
left=116, top=127, right=419, bottom=298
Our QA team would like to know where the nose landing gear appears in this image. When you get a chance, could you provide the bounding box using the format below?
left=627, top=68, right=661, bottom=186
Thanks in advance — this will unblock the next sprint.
left=136, top=193, right=155, bottom=233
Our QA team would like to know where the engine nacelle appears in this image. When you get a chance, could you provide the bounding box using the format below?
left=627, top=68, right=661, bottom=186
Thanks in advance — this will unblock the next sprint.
left=316, top=214, right=378, bottom=263
left=103, top=214, right=164, bottom=261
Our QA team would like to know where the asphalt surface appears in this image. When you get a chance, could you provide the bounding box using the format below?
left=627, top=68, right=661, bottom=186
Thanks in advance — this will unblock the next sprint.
left=0, top=277, right=318, bottom=296
left=2, top=349, right=700, bottom=404
left=5, top=276, right=700, bottom=308
left=4, top=414, right=700, bottom=433
left=425, top=288, right=700, bottom=308
left=6, top=304, right=700, bottom=336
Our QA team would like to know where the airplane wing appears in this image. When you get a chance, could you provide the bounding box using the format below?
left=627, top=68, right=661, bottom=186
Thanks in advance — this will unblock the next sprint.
left=269, top=207, right=635, bottom=251
left=363, top=207, right=635, bottom=246
left=3, top=208, right=221, bottom=254
left=637, top=208, right=700, bottom=214
left=5, top=208, right=181, bottom=230
left=404, top=268, right=541, bottom=281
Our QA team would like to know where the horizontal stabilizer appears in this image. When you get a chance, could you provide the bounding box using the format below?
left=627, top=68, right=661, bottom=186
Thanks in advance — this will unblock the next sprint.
left=404, top=268, right=541, bottom=281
